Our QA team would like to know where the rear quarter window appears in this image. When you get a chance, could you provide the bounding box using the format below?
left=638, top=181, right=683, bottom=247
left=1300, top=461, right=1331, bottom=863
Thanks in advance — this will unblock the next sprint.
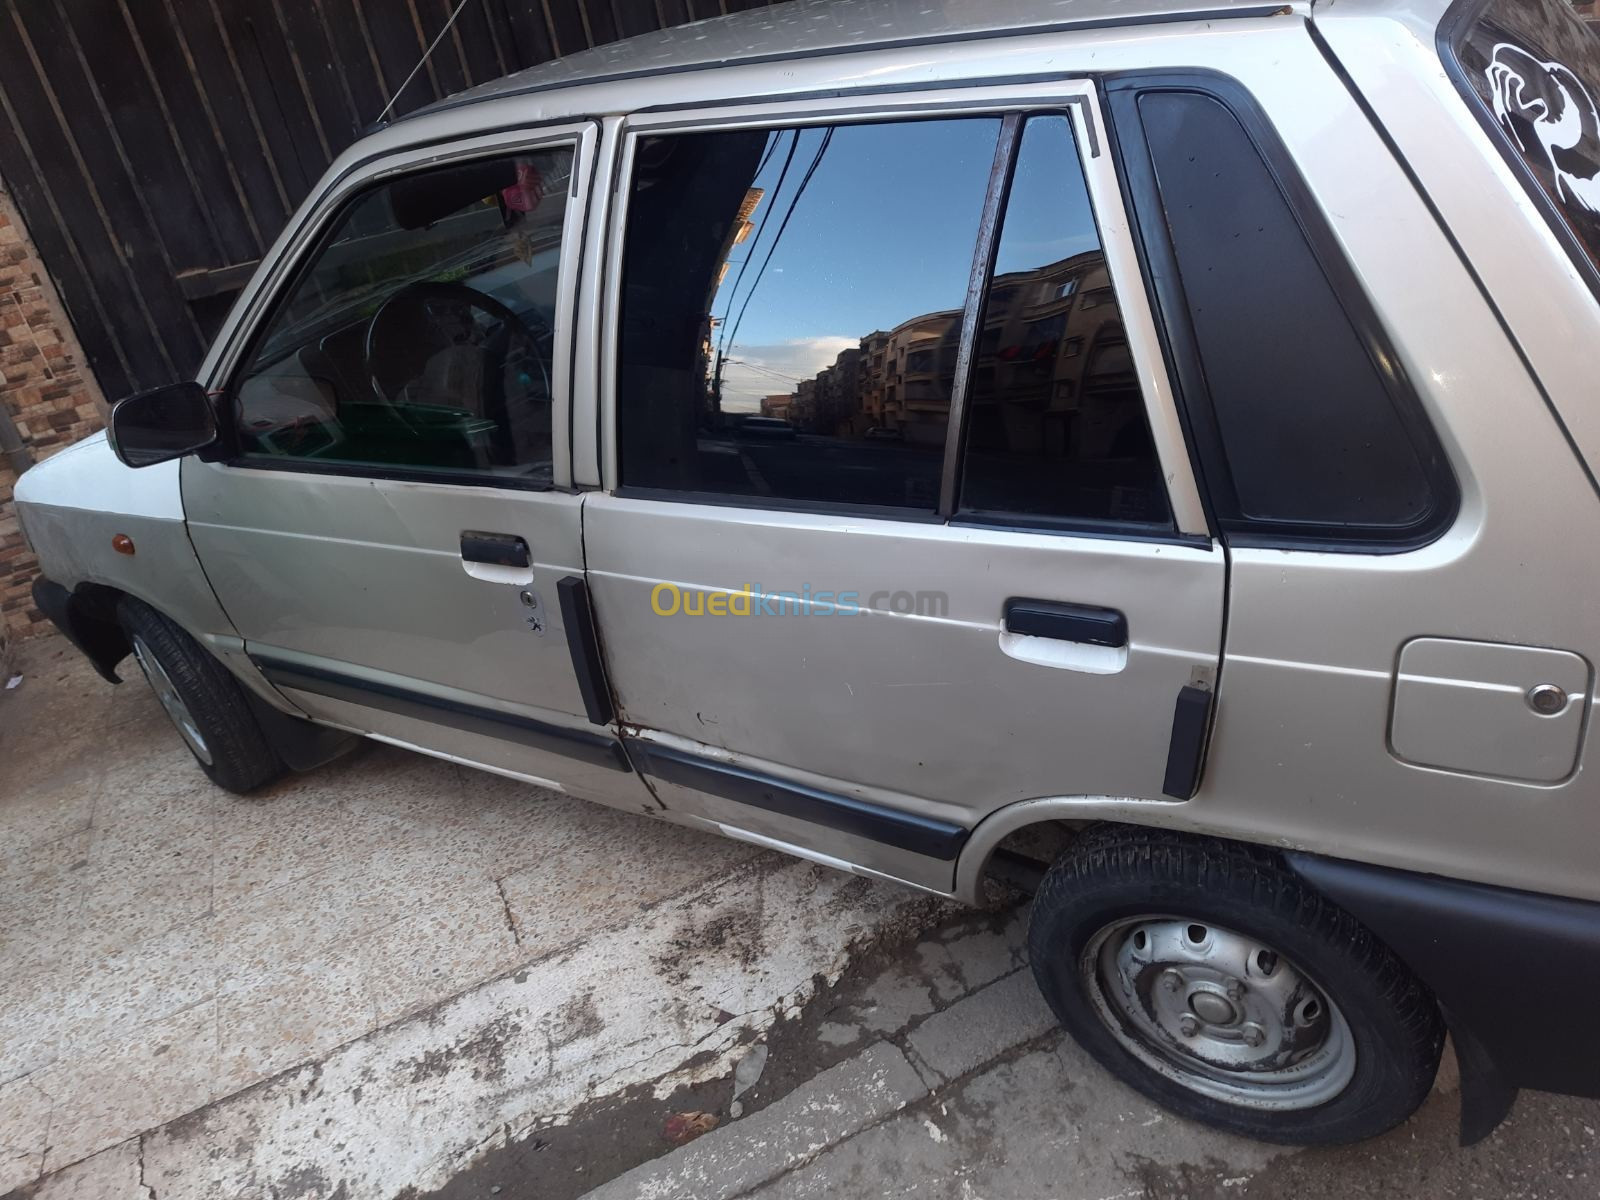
left=1109, top=79, right=1457, bottom=548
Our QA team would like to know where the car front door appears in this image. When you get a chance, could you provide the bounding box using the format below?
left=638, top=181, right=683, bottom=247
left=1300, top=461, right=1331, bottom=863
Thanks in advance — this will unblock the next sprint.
left=183, top=122, right=650, bottom=808
left=581, top=82, right=1226, bottom=891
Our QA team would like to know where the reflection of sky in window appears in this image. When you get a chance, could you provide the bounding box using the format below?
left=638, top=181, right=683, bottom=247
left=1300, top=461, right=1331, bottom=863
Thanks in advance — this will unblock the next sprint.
left=994, top=116, right=1102, bottom=276
left=714, top=115, right=1103, bottom=410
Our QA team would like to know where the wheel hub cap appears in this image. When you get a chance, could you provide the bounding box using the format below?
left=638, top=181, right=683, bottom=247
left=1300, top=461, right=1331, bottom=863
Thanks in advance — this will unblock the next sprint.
left=132, top=636, right=214, bottom=766
left=1080, top=916, right=1356, bottom=1110
left=1189, top=990, right=1237, bottom=1025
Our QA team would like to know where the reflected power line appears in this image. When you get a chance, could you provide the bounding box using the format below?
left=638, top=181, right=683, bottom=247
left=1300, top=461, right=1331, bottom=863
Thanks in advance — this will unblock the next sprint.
left=721, top=127, right=835, bottom=362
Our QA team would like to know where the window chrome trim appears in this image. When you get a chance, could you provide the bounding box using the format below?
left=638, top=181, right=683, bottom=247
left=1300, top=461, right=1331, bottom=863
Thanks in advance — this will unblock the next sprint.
left=571, top=114, right=625, bottom=490
left=598, top=80, right=1211, bottom=538
left=203, top=120, right=600, bottom=492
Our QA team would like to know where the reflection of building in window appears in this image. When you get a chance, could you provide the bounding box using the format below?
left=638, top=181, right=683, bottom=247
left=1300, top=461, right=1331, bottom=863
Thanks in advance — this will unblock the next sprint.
left=858, top=331, right=889, bottom=429
left=770, top=248, right=1125, bottom=455
left=887, top=313, right=962, bottom=446
left=967, top=249, right=1134, bottom=467
left=716, top=188, right=766, bottom=287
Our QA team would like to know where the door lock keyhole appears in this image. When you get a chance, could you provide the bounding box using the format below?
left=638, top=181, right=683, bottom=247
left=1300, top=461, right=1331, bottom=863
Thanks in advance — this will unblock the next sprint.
left=1526, top=683, right=1568, bottom=716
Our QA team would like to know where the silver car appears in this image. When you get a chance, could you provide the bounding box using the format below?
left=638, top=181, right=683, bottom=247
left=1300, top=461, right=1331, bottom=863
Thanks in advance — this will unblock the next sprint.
left=16, top=0, right=1600, bottom=1147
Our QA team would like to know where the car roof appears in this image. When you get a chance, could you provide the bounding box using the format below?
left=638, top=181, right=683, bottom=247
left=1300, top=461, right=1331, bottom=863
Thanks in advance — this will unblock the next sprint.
left=411, top=0, right=1284, bottom=119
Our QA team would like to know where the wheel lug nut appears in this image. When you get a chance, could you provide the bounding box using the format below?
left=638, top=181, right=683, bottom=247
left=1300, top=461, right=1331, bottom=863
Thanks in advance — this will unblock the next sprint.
left=1179, top=1015, right=1199, bottom=1038
left=1162, top=970, right=1184, bottom=994
left=1226, top=979, right=1245, bottom=1001
left=1241, top=1023, right=1265, bottom=1048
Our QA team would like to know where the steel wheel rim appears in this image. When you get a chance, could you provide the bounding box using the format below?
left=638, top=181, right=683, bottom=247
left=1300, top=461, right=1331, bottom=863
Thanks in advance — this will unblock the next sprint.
left=1080, top=914, right=1355, bottom=1110
left=132, top=636, right=213, bottom=766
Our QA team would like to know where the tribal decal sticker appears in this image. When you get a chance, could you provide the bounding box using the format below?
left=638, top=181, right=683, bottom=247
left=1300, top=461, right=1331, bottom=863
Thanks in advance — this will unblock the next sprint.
left=1487, top=41, right=1600, bottom=214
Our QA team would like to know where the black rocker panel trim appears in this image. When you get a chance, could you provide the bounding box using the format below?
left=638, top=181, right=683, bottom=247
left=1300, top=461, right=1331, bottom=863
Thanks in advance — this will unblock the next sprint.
left=626, top=739, right=969, bottom=861
left=254, top=655, right=632, bottom=772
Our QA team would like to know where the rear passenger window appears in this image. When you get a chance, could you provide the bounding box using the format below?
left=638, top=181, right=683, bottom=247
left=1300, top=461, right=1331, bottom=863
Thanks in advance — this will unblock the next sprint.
left=1127, top=87, right=1455, bottom=544
left=959, top=115, right=1170, bottom=528
left=617, top=118, right=1001, bottom=511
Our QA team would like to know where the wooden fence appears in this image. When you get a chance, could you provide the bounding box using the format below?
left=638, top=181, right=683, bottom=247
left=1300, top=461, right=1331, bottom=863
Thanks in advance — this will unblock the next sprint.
left=0, top=0, right=779, bottom=400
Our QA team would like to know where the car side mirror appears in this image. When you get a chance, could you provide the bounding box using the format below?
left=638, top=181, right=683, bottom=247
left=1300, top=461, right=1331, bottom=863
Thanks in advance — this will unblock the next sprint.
left=108, top=381, right=219, bottom=468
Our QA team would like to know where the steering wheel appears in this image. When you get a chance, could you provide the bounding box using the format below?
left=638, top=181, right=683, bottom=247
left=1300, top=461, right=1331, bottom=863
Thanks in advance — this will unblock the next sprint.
left=363, top=279, right=553, bottom=454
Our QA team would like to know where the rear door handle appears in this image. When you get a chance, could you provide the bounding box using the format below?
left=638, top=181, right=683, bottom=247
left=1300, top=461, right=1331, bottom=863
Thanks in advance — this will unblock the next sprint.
left=1004, top=598, right=1128, bottom=647
left=460, top=530, right=530, bottom=569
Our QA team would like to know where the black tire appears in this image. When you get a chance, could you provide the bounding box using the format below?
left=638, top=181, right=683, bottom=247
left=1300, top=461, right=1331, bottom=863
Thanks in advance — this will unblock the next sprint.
left=117, top=596, right=285, bottom=794
left=1027, top=825, right=1444, bottom=1145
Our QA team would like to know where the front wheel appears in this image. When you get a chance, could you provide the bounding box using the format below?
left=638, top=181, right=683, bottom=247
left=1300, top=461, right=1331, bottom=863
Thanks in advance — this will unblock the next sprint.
left=117, top=596, right=285, bottom=794
left=1027, top=826, right=1444, bottom=1145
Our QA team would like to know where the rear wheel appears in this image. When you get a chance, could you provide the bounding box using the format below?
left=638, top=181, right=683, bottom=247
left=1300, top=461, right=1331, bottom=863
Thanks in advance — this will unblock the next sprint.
left=1027, top=825, right=1444, bottom=1144
left=117, top=596, right=285, bottom=794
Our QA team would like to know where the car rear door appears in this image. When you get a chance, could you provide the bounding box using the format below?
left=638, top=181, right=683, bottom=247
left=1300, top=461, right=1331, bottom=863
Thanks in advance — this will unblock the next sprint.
left=579, top=81, right=1226, bottom=891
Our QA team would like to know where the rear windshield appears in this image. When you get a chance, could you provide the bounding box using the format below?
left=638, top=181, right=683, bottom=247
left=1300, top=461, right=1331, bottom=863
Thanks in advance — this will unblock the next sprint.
left=1444, top=0, right=1600, bottom=284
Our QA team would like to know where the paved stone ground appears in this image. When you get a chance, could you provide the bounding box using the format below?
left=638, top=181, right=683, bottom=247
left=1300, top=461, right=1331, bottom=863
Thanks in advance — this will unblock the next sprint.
left=3, top=635, right=1599, bottom=1199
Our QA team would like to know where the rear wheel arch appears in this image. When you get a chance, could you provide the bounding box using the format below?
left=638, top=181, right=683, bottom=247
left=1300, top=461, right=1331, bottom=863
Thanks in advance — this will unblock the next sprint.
left=957, top=798, right=1215, bottom=906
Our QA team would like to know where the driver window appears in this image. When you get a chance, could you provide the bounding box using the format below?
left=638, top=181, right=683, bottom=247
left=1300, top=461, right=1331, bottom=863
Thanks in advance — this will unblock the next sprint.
left=231, top=147, right=573, bottom=485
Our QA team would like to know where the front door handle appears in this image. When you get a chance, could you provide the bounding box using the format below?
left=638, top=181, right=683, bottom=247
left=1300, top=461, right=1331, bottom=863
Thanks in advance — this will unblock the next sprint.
left=1004, top=598, right=1127, bottom=647
left=460, top=530, right=530, bottom=569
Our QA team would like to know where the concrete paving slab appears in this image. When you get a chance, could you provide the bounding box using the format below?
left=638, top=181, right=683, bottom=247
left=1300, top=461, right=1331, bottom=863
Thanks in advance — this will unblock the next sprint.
left=361, top=881, right=526, bottom=1025
left=903, top=967, right=1057, bottom=1084
left=23, top=1139, right=141, bottom=1200
left=745, top=1036, right=1281, bottom=1200
left=53, top=917, right=218, bottom=1058
left=214, top=948, right=379, bottom=1093
left=130, top=860, right=922, bottom=1200
left=495, top=814, right=770, bottom=959
left=0, top=1076, right=51, bottom=1193
left=0, top=772, right=94, bottom=854
left=30, top=998, right=218, bottom=1172
left=583, top=1042, right=928, bottom=1200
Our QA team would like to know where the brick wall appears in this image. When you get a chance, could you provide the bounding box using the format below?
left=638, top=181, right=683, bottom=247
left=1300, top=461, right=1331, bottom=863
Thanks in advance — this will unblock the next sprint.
left=0, top=179, right=107, bottom=640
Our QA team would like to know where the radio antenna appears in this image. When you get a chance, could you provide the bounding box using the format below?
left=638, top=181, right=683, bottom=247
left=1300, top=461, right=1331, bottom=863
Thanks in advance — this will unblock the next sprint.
left=375, top=0, right=473, bottom=127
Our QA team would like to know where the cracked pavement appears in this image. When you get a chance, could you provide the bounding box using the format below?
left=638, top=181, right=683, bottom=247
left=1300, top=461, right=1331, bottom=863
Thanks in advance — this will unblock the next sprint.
left=4, top=635, right=1600, bottom=1199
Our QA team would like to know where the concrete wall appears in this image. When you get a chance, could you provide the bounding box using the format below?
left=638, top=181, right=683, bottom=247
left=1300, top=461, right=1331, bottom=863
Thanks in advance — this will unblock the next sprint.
left=0, top=179, right=108, bottom=640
